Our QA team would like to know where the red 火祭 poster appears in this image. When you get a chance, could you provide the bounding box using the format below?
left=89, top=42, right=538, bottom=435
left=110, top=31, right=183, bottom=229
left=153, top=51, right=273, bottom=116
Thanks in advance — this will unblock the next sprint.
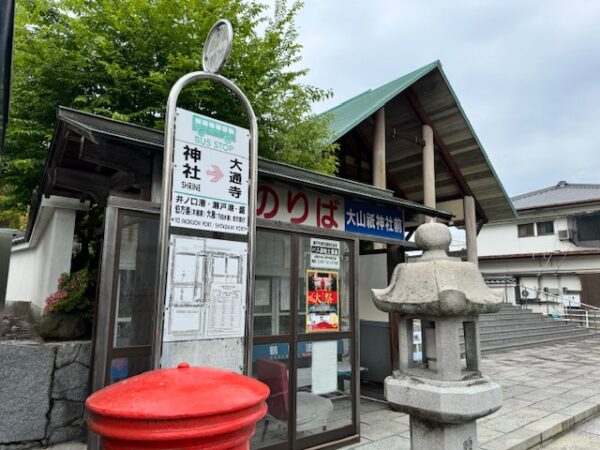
left=306, top=270, right=340, bottom=333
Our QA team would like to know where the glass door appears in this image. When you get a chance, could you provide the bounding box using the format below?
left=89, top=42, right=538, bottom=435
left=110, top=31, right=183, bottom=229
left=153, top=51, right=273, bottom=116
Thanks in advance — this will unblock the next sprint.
left=295, top=236, right=355, bottom=449
left=251, top=230, right=357, bottom=450
left=251, top=230, right=293, bottom=450
left=91, top=200, right=160, bottom=393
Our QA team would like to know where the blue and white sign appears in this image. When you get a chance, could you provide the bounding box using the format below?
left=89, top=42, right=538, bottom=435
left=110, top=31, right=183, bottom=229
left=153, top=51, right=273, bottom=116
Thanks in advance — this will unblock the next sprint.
left=344, top=198, right=404, bottom=240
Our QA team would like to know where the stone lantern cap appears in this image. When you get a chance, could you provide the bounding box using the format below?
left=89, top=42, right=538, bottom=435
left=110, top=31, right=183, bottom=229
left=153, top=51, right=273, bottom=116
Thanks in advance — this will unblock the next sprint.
left=372, top=222, right=502, bottom=316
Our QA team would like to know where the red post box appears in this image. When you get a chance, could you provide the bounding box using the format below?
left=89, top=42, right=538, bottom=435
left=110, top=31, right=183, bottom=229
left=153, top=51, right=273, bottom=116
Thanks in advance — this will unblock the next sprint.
left=86, top=362, right=269, bottom=449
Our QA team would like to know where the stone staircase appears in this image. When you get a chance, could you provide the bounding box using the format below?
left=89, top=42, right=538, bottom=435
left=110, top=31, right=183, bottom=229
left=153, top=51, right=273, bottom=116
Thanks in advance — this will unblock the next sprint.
left=474, top=303, right=597, bottom=353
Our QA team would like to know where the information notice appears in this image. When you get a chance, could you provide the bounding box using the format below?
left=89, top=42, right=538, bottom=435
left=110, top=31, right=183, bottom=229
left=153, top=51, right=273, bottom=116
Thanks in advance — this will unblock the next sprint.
left=310, top=238, right=340, bottom=269
left=163, top=235, right=247, bottom=342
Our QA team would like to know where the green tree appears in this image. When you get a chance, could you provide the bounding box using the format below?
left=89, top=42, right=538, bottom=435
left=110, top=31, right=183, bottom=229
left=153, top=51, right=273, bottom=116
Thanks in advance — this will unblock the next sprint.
left=1, top=0, right=337, bottom=227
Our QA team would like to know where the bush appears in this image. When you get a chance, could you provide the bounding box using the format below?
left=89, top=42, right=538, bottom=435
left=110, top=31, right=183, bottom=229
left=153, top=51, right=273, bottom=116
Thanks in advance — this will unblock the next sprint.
left=44, top=269, right=94, bottom=319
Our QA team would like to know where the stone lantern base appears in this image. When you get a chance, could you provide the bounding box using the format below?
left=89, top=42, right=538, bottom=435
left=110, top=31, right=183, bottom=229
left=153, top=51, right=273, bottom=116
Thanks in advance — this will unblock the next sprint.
left=410, top=417, right=477, bottom=450
left=385, top=374, right=502, bottom=450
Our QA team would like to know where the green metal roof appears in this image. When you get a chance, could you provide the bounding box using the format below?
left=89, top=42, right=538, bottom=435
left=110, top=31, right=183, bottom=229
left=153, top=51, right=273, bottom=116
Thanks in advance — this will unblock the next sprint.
left=319, top=60, right=517, bottom=221
left=322, top=61, right=440, bottom=143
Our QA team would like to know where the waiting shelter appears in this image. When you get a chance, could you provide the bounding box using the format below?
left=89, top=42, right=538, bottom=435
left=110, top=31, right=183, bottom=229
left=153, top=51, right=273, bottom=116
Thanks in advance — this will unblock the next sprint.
left=6, top=60, right=515, bottom=449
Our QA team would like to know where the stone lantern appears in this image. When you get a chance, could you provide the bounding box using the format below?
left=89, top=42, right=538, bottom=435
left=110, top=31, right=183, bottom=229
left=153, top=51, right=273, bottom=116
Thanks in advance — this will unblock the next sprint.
left=372, top=222, right=503, bottom=450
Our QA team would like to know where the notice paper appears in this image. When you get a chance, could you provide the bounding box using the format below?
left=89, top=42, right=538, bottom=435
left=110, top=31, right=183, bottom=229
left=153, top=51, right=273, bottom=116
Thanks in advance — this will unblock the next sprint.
left=311, top=340, right=338, bottom=395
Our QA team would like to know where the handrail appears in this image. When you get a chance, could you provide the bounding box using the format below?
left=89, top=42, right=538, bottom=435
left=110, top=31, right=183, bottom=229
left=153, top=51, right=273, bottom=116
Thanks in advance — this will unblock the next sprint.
left=517, top=284, right=600, bottom=310
left=566, top=301, right=600, bottom=312
left=501, top=282, right=599, bottom=330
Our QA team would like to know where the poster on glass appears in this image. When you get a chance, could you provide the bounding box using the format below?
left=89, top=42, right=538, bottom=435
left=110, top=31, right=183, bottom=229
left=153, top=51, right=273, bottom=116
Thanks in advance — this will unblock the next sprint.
left=306, top=270, right=340, bottom=333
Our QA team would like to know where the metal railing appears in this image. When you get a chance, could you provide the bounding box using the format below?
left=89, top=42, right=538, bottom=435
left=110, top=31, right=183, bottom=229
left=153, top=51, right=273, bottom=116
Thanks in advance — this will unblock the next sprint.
left=563, top=302, right=600, bottom=330
left=517, top=284, right=599, bottom=330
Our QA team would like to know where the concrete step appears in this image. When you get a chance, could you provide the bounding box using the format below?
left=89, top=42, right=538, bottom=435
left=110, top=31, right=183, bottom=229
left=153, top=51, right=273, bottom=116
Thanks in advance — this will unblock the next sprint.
left=476, top=326, right=594, bottom=342
left=476, top=320, right=574, bottom=333
left=480, top=315, right=553, bottom=325
left=481, top=310, right=536, bottom=318
left=496, top=306, right=533, bottom=313
left=480, top=315, right=547, bottom=324
left=455, top=303, right=599, bottom=352
left=480, top=331, right=599, bottom=353
left=460, top=322, right=583, bottom=337
left=476, top=328, right=595, bottom=348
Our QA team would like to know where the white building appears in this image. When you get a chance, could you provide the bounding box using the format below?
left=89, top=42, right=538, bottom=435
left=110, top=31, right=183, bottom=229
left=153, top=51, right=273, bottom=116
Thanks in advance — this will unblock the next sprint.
left=478, top=181, right=600, bottom=315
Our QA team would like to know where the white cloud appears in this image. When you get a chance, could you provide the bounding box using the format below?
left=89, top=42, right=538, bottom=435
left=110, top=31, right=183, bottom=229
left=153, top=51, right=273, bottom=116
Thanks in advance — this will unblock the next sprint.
left=265, top=0, right=600, bottom=196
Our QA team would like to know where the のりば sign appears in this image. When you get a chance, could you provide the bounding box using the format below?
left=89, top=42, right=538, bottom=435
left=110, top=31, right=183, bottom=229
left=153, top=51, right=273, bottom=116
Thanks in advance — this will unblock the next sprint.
left=171, top=108, right=250, bottom=235
left=256, top=182, right=405, bottom=240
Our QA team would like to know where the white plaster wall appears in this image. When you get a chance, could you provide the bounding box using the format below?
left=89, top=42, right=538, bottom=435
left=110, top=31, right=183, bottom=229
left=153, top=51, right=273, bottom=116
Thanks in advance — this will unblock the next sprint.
left=5, top=244, right=37, bottom=304
left=6, top=200, right=85, bottom=317
left=488, top=285, right=517, bottom=305
left=559, top=275, right=582, bottom=291
left=358, top=253, right=388, bottom=322
left=477, top=220, right=576, bottom=257
left=480, top=255, right=600, bottom=276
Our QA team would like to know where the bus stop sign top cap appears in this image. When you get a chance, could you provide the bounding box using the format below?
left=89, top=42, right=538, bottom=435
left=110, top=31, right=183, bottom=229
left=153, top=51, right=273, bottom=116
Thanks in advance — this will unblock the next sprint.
left=86, top=363, right=269, bottom=447
left=372, top=222, right=502, bottom=316
left=202, top=19, right=233, bottom=74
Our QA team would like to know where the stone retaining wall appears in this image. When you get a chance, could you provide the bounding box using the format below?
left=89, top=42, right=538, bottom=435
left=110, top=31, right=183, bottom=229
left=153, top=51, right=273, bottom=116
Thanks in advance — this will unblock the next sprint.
left=0, top=340, right=91, bottom=449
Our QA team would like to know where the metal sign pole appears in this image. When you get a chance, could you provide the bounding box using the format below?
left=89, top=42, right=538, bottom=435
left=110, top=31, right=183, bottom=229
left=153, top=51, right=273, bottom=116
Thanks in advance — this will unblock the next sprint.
left=153, top=72, right=258, bottom=371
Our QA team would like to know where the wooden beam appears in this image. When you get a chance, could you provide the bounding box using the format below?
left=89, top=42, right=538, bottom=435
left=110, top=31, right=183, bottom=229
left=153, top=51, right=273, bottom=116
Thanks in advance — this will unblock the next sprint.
left=48, top=167, right=111, bottom=203
left=353, top=126, right=409, bottom=199
left=391, top=129, right=426, bottom=147
left=404, top=88, right=488, bottom=222
left=80, top=141, right=151, bottom=177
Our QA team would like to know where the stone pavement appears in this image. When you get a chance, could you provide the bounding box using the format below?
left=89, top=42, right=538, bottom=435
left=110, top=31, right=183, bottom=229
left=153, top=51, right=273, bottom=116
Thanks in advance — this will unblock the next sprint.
left=344, top=337, right=600, bottom=450
left=42, top=337, right=600, bottom=450
left=541, top=414, right=600, bottom=449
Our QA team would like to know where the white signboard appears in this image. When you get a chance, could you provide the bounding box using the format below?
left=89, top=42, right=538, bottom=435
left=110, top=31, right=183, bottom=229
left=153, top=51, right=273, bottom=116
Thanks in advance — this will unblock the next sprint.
left=310, top=238, right=340, bottom=269
left=311, top=340, right=338, bottom=395
left=163, top=235, right=247, bottom=342
left=171, top=108, right=249, bottom=234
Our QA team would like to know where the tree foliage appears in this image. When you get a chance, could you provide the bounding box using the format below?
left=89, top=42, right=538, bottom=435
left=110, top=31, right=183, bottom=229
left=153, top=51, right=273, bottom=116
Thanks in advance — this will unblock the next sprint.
left=1, top=0, right=337, bottom=227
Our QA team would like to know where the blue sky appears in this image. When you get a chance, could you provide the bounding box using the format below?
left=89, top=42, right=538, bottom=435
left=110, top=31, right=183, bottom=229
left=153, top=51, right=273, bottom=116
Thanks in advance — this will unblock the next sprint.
left=279, top=0, right=600, bottom=197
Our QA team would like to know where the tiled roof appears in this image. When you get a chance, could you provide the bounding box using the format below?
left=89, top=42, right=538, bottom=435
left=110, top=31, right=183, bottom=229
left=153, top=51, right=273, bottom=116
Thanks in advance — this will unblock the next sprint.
left=512, top=181, right=600, bottom=210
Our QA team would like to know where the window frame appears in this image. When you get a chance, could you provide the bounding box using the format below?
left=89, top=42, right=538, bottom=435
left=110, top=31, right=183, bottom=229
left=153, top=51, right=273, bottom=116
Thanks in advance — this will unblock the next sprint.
left=536, top=221, right=555, bottom=236
left=517, top=223, right=535, bottom=238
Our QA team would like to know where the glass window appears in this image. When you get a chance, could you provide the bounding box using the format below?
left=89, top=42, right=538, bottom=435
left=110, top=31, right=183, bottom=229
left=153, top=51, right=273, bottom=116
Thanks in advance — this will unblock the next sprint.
left=517, top=223, right=535, bottom=238
left=536, top=221, right=554, bottom=236
left=296, top=339, right=352, bottom=436
left=253, top=231, right=292, bottom=336
left=109, top=355, right=151, bottom=384
left=298, top=237, right=351, bottom=334
left=114, top=216, right=159, bottom=347
left=251, top=342, right=291, bottom=448
left=575, top=213, right=600, bottom=242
